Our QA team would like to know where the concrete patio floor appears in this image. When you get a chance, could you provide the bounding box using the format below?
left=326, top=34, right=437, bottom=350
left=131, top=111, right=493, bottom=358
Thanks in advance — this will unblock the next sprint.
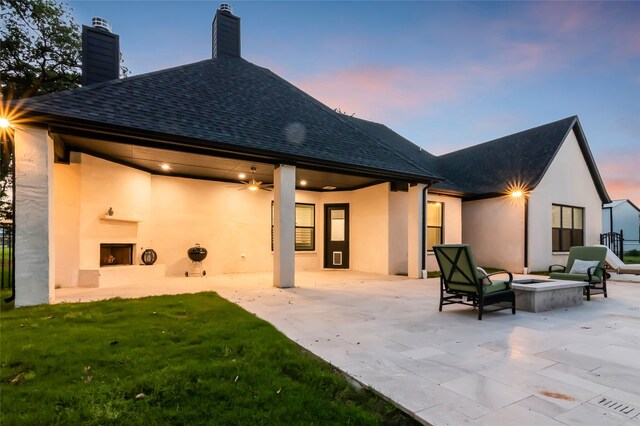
left=56, top=272, right=640, bottom=425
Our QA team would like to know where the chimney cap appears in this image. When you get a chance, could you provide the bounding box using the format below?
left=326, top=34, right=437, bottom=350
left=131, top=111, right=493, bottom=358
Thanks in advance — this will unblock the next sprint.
left=92, top=17, right=112, bottom=33
left=219, top=3, right=232, bottom=13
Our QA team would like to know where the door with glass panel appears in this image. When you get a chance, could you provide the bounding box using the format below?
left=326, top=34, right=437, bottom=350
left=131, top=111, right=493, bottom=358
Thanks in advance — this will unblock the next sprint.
left=324, top=204, right=349, bottom=269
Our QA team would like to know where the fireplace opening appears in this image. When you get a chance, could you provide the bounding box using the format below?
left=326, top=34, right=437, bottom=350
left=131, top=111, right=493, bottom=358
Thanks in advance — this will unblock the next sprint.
left=100, top=243, right=133, bottom=267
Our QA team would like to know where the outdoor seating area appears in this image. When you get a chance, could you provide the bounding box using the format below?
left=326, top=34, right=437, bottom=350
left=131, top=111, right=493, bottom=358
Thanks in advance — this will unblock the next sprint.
left=549, top=246, right=608, bottom=300
left=433, top=244, right=516, bottom=320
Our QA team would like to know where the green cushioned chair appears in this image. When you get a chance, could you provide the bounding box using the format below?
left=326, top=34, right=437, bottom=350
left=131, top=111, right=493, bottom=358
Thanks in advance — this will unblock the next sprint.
left=433, top=244, right=515, bottom=320
left=548, top=246, right=608, bottom=301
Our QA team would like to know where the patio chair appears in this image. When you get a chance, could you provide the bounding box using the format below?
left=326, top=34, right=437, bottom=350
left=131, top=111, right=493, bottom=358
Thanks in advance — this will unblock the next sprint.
left=433, top=244, right=515, bottom=320
left=548, top=246, right=607, bottom=301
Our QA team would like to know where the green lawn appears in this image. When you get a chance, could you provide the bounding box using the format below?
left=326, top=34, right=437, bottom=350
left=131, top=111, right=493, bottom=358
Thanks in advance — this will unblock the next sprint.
left=624, top=255, right=640, bottom=264
left=1, top=293, right=417, bottom=425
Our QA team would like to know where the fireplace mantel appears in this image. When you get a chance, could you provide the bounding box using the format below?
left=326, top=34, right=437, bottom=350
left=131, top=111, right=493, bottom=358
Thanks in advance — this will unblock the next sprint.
left=100, top=214, right=141, bottom=223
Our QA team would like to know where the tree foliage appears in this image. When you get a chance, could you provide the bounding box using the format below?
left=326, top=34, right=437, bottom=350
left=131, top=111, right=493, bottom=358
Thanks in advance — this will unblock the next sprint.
left=0, top=0, right=82, bottom=100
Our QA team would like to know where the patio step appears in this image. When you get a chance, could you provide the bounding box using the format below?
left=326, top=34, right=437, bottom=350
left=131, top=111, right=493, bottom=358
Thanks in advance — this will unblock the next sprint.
left=79, top=264, right=166, bottom=288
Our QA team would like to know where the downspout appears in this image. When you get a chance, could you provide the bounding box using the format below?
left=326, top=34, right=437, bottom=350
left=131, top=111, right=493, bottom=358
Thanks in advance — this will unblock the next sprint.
left=421, top=182, right=433, bottom=272
left=524, top=197, right=529, bottom=274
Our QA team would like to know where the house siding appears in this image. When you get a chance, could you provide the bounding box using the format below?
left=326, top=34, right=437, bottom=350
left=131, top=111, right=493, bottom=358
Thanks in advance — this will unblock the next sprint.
left=461, top=197, right=525, bottom=272
left=528, top=129, right=603, bottom=271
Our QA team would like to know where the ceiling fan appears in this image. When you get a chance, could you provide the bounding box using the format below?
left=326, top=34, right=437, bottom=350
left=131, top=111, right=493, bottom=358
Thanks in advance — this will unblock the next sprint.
left=238, top=167, right=273, bottom=191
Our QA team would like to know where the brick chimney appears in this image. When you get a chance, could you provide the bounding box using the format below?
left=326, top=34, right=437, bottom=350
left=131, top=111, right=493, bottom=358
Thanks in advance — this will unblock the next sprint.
left=81, top=17, right=120, bottom=85
left=212, top=3, right=241, bottom=58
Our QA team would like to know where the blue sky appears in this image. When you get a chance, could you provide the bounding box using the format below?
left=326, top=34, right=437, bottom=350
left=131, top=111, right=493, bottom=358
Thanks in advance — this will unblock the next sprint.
left=67, top=1, right=639, bottom=203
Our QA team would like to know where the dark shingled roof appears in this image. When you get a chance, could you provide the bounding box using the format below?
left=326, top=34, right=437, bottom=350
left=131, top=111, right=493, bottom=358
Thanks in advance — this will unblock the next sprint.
left=342, top=116, right=442, bottom=180
left=18, top=56, right=440, bottom=181
left=433, top=116, right=610, bottom=203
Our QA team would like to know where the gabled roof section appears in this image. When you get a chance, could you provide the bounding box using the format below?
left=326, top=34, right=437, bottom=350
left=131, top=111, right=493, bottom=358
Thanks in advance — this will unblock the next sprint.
left=604, top=199, right=640, bottom=212
left=17, top=56, right=439, bottom=181
left=433, top=116, right=611, bottom=203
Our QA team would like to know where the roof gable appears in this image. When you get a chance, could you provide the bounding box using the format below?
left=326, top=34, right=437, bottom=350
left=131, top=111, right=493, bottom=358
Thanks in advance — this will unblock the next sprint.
left=433, top=116, right=610, bottom=203
left=18, top=56, right=440, bottom=181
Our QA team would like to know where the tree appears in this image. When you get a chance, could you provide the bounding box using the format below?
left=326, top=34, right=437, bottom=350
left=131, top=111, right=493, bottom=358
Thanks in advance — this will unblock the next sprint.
left=0, top=0, right=83, bottom=100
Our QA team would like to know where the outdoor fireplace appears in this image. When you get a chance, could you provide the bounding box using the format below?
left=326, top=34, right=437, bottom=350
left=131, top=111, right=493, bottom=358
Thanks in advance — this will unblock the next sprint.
left=100, top=243, right=133, bottom=267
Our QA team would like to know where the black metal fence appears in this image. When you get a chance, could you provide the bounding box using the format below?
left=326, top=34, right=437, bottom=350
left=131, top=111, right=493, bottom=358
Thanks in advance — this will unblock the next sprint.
left=600, top=230, right=624, bottom=262
left=1, top=221, right=14, bottom=290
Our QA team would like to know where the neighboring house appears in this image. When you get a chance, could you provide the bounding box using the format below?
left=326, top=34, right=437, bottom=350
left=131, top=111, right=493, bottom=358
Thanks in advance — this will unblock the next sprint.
left=603, top=200, right=640, bottom=252
left=6, top=6, right=610, bottom=306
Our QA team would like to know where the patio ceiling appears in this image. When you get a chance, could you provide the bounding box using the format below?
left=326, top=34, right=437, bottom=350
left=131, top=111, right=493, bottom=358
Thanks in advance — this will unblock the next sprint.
left=53, top=133, right=389, bottom=191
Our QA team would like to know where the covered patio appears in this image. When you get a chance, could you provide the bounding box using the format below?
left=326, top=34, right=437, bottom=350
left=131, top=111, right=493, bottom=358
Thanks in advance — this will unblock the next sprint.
left=55, top=272, right=640, bottom=425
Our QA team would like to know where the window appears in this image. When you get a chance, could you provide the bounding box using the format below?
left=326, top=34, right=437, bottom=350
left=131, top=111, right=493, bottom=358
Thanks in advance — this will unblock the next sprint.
left=427, top=201, right=443, bottom=251
left=552, top=204, right=584, bottom=252
left=271, top=202, right=315, bottom=251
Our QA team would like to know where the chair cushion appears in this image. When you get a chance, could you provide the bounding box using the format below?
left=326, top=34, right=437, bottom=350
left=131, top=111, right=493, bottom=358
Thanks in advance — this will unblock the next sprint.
left=550, top=272, right=591, bottom=282
left=569, top=259, right=600, bottom=274
left=483, top=280, right=509, bottom=294
left=477, top=267, right=492, bottom=285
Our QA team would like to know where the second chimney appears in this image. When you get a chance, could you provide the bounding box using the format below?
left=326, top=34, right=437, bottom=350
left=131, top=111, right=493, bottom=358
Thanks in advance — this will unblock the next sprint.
left=212, top=4, right=241, bottom=58
left=82, top=17, right=120, bottom=85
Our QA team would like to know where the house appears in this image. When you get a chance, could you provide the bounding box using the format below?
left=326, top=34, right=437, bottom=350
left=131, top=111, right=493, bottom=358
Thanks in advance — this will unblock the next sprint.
left=351, top=115, right=611, bottom=273
left=602, top=200, right=640, bottom=252
left=6, top=5, right=610, bottom=306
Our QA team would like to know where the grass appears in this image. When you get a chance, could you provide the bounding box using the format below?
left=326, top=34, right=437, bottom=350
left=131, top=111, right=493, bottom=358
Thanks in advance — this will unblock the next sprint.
left=624, top=255, right=640, bottom=264
left=1, top=292, right=418, bottom=425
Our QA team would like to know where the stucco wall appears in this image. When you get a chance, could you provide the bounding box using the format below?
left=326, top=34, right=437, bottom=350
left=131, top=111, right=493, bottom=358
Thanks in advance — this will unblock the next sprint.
left=426, top=193, right=462, bottom=272
left=388, top=189, right=408, bottom=275
left=53, top=158, right=80, bottom=287
left=77, top=154, right=153, bottom=270
left=350, top=184, right=390, bottom=274
left=462, top=197, right=525, bottom=272
left=528, top=129, right=603, bottom=271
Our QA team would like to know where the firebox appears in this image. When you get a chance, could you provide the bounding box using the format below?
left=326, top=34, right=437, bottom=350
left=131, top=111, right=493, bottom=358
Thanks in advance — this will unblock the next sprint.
left=100, top=243, right=133, bottom=267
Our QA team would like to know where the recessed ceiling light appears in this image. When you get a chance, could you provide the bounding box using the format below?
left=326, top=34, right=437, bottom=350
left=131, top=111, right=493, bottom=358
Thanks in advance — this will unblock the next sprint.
left=238, top=173, right=246, bottom=179
left=160, top=163, right=171, bottom=171
left=299, top=179, right=307, bottom=186
left=322, top=186, right=337, bottom=190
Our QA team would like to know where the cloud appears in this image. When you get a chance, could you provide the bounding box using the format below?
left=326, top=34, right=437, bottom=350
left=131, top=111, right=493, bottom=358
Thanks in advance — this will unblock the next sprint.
left=294, top=39, right=548, bottom=122
left=597, top=153, right=640, bottom=206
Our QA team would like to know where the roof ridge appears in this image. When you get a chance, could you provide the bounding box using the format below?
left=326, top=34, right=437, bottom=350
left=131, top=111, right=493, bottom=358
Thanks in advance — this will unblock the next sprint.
left=251, top=63, right=438, bottom=178
left=439, top=115, right=577, bottom=159
left=342, top=116, right=443, bottom=179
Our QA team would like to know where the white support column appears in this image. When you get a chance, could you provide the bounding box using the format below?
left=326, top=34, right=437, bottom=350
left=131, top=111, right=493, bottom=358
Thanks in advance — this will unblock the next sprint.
left=14, top=126, right=55, bottom=306
left=408, top=183, right=427, bottom=279
left=273, top=164, right=296, bottom=288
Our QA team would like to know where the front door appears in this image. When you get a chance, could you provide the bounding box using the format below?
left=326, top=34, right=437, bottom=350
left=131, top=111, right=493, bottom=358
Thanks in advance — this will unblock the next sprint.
left=324, top=204, right=349, bottom=269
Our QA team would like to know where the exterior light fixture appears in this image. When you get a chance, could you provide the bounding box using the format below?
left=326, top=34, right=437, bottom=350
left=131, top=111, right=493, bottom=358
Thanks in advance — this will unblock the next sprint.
left=511, top=190, right=524, bottom=198
left=160, top=163, right=171, bottom=171
left=322, top=186, right=337, bottom=190
left=238, top=173, right=246, bottom=179
left=299, top=179, right=307, bottom=186
left=0, top=118, right=9, bottom=128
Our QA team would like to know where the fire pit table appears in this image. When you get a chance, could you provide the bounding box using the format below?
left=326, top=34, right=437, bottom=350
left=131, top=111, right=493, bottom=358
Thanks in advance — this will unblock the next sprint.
left=511, top=278, right=586, bottom=312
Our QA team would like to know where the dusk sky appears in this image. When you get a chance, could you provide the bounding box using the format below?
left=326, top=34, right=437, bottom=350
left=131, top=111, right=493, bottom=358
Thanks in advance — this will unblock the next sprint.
left=67, top=1, right=639, bottom=204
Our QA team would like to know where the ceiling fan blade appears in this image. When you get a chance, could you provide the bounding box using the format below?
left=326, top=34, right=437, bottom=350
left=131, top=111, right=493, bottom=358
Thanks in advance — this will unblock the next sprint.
left=262, top=184, right=274, bottom=187
left=259, top=187, right=273, bottom=191
left=238, top=187, right=248, bottom=191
